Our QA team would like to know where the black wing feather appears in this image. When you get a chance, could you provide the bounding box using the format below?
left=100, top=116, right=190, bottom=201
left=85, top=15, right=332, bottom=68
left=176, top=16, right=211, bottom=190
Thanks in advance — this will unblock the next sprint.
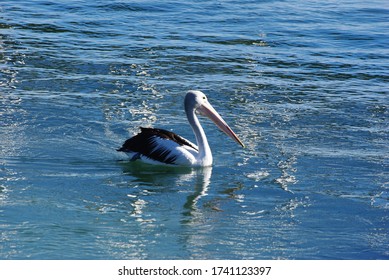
left=117, top=127, right=198, bottom=164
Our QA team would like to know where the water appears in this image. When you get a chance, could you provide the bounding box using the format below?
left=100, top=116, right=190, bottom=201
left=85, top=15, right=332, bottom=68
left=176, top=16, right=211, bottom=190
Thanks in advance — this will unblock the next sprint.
left=0, top=0, right=388, bottom=259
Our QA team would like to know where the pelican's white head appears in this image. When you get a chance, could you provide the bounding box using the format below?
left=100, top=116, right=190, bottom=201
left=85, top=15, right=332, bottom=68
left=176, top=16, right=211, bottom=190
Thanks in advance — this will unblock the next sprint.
left=184, top=90, right=208, bottom=110
left=184, top=90, right=245, bottom=148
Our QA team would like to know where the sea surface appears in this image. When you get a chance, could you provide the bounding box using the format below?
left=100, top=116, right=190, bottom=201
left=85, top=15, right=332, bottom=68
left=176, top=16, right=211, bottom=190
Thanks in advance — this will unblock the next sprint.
left=0, top=0, right=388, bottom=259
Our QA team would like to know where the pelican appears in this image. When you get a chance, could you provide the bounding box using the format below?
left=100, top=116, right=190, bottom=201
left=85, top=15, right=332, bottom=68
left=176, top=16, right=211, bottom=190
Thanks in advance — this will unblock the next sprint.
left=117, top=90, right=244, bottom=166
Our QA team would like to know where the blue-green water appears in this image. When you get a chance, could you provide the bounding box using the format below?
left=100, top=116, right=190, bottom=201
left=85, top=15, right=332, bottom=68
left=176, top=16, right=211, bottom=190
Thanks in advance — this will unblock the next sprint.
left=1, top=0, right=388, bottom=259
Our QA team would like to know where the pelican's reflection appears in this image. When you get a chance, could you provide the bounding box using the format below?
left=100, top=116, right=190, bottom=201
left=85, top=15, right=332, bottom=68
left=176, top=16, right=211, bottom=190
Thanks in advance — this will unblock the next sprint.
left=119, top=162, right=212, bottom=222
left=182, top=166, right=212, bottom=217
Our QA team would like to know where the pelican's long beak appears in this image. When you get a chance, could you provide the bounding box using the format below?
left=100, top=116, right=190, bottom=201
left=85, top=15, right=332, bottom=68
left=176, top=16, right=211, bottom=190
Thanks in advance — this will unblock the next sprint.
left=197, top=102, right=245, bottom=148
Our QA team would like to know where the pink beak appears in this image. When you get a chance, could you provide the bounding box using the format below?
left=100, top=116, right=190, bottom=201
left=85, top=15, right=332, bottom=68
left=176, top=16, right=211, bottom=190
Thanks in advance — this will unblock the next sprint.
left=197, top=102, right=245, bottom=148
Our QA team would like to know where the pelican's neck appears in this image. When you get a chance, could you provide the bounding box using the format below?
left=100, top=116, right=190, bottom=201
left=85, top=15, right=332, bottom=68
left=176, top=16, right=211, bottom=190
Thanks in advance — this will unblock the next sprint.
left=186, top=106, right=213, bottom=166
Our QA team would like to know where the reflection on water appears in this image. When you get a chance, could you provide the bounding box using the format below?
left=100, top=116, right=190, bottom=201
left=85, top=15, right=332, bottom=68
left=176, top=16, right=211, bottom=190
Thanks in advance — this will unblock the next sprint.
left=116, top=162, right=316, bottom=259
left=182, top=167, right=212, bottom=219
left=119, top=162, right=213, bottom=223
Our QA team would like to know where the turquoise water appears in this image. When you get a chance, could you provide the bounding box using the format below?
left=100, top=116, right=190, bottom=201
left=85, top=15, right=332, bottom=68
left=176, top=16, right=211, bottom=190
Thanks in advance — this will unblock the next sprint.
left=1, top=0, right=388, bottom=259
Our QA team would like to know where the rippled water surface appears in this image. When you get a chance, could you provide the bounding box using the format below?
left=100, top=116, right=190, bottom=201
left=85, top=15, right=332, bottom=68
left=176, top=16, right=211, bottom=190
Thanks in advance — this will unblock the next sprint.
left=1, top=0, right=388, bottom=259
